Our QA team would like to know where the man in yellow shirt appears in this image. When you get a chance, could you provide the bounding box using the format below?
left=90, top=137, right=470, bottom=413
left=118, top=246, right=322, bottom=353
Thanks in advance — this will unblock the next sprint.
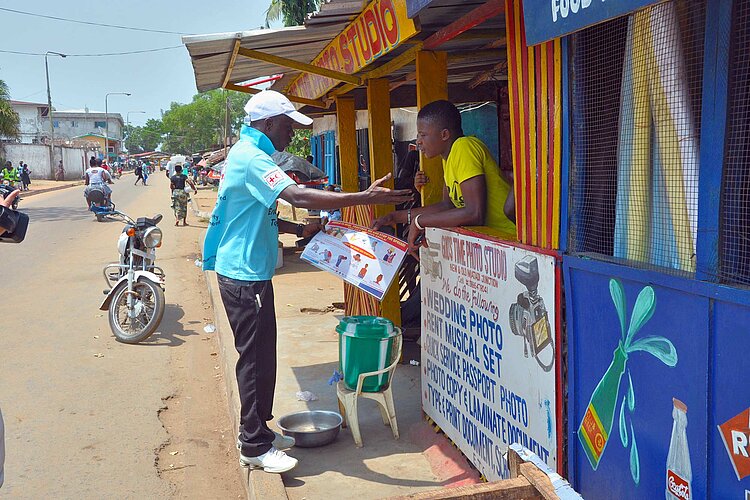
left=373, top=100, right=515, bottom=253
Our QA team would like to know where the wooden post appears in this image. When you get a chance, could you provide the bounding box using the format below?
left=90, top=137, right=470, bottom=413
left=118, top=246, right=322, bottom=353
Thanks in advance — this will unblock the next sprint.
left=416, top=51, right=448, bottom=206
left=336, top=96, right=358, bottom=193
left=367, top=78, right=401, bottom=325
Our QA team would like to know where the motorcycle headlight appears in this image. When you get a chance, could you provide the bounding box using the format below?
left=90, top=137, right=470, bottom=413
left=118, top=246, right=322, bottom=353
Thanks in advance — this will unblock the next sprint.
left=142, top=227, right=163, bottom=248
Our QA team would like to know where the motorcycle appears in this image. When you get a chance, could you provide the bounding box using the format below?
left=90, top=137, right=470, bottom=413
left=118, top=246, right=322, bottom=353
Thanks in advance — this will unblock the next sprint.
left=0, top=183, right=20, bottom=210
left=86, top=184, right=115, bottom=222
left=100, top=211, right=166, bottom=343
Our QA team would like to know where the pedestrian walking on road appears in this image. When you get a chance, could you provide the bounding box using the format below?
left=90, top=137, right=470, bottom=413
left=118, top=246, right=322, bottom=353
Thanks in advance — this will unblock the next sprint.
left=170, top=164, right=196, bottom=226
left=55, top=160, right=65, bottom=181
left=202, top=90, right=412, bottom=474
left=20, top=163, right=31, bottom=191
left=134, top=163, right=145, bottom=185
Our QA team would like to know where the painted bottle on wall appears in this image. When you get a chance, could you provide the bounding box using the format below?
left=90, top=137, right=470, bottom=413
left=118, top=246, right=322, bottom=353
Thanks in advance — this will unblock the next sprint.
left=666, top=398, right=692, bottom=500
left=578, top=344, right=628, bottom=469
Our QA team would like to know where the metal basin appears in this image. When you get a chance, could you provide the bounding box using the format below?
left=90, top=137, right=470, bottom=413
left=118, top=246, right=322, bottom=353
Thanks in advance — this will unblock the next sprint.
left=277, top=410, right=343, bottom=448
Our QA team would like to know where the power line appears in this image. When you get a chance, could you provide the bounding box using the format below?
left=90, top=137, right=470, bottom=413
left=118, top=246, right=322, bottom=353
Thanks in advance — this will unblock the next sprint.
left=0, top=46, right=184, bottom=57
left=0, top=7, right=194, bottom=35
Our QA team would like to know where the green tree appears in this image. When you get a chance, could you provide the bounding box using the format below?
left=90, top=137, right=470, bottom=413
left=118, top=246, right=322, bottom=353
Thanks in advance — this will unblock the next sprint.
left=159, top=90, right=247, bottom=154
left=265, top=0, right=319, bottom=27
left=124, top=119, right=163, bottom=154
left=0, top=78, right=20, bottom=139
left=287, top=129, right=311, bottom=158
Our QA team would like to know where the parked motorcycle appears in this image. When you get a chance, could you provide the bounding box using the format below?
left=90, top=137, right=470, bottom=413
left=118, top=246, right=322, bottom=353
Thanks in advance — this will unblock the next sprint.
left=86, top=185, right=115, bottom=222
left=0, top=183, right=20, bottom=210
left=100, top=211, right=166, bottom=343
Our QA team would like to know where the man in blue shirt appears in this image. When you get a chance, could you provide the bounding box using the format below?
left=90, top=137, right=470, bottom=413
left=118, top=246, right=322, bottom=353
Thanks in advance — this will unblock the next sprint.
left=203, top=90, right=412, bottom=473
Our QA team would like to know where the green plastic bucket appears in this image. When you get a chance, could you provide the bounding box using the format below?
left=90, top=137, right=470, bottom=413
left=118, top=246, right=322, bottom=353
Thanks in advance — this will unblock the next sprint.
left=336, top=316, right=399, bottom=392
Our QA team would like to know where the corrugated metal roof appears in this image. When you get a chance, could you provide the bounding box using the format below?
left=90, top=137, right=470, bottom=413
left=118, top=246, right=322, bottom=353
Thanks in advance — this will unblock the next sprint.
left=183, top=0, right=507, bottom=101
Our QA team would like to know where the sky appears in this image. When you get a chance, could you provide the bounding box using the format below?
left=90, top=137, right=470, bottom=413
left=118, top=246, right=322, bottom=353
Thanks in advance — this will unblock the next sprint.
left=0, top=0, right=275, bottom=127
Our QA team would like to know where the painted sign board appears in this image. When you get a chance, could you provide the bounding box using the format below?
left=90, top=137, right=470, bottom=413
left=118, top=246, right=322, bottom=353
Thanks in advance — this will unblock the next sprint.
left=420, top=227, right=557, bottom=480
left=564, top=256, right=750, bottom=498
left=521, top=0, right=664, bottom=46
left=286, top=0, right=419, bottom=100
left=406, top=0, right=433, bottom=18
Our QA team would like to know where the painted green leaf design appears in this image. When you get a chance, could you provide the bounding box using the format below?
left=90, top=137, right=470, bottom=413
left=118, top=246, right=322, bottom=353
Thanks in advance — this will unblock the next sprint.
left=628, top=336, right=678, bottom=367
left=630, top=422, right=640, bottom=485
left=619, top=396, right=629, bottom=447
left=627, top=372, right=636, bottom=411
left=625, top=286, right=656, bottom=347
left=609, top=279, right=627, bottom=341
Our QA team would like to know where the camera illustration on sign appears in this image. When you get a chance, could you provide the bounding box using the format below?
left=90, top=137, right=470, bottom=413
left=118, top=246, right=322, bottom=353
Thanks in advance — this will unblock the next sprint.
left=578, top=279, right=678, bottom=484
left=509, top=256, right=554, bottom=372
left=420, top=241, right=443, bottom=281
left=717, top=406, right=750, bottom=481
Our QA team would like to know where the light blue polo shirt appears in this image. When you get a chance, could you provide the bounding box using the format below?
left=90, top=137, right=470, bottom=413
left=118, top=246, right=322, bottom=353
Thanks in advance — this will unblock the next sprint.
left=202, top=125, right=295, bottom=281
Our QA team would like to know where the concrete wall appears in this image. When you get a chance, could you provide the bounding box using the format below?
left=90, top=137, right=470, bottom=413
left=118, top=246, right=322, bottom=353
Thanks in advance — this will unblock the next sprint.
left=1, top=143, right=88, bottom=180
left=60, top=147, right=88, bottom=180
left=15, top=105, right=46, bottom=144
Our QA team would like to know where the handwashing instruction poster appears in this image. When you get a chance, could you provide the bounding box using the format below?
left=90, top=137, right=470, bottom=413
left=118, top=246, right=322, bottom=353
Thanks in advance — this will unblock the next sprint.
left=301, top=221, right=408, bottom=300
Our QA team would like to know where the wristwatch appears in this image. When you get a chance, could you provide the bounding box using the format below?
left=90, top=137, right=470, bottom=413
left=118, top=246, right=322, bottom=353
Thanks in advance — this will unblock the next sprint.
left=295, top=223, right=305, bottom=238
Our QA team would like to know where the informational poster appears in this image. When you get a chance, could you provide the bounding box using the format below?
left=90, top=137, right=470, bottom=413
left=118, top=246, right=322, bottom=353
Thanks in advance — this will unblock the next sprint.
left=301, top=221, right=407, bottom=300
left=420, top=227, right=557, bottom=480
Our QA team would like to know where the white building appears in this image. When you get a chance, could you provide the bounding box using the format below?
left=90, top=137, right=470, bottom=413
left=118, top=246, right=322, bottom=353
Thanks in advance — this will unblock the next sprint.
left=3, top=102, right=124, bottom=156
left=6, top=100, right=49, bottom=144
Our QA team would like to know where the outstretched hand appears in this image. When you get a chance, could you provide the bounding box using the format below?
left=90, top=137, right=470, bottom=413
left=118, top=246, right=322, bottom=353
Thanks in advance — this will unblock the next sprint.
left=364, top=173, right=413, bottom=206
left=302, top=222, right=325, bottom=238
left=371, top=212, right=396, bottom=231
left=407, top=222, right=428, bottom=260
left=1, top=189, right=20, bottom=209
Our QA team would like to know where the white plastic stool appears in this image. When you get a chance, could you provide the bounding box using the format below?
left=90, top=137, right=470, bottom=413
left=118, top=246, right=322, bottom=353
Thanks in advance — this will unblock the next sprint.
left=336, top=333, right=402, bottom=447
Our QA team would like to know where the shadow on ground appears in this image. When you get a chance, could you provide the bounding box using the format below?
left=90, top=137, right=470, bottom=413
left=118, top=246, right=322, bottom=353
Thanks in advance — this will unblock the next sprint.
left=282, top=361, right=463, bottom=490
left=23, top=205, right=93, bottom=223
left=136, top=303, right=200, bottom=347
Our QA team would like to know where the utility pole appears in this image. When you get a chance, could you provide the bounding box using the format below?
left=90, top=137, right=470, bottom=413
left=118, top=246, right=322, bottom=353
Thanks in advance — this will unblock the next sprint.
left=104, top=92, right=131, bottom=163
left=45, top=51, right=66, bottom=179
left=224, top=90, right=230, bottom=160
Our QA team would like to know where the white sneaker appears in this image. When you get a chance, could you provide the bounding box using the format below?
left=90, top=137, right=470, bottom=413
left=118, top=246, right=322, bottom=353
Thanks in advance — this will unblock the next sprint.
left=239, top=447, right=298, bottom=473
left=236, top=432, right=295, bottom=451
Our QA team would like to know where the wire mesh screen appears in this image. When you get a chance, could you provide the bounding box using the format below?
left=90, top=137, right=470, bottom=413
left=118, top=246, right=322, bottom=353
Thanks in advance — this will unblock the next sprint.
left=569, top=0, right=706, bottom=274
left=720, top=0, right=750, bottom=286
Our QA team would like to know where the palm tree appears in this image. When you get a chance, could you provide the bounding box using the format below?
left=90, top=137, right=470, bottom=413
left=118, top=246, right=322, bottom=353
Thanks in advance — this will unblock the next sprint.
left=0, top=78, right=20, bottom=139
left=265, top=0, right=320, bottom=27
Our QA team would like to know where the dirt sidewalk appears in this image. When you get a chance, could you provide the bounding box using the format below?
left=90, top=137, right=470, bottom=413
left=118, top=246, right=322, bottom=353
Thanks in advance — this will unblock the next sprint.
left=192, top=187, right=481, bottom=499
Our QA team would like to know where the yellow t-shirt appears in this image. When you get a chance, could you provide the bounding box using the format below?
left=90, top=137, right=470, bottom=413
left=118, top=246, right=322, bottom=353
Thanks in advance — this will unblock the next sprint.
left=443, top=136, right=516, bottom=235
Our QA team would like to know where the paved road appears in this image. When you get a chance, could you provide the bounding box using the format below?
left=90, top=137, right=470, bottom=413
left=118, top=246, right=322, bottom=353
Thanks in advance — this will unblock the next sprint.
left=1, top=173, right=243, bottom=498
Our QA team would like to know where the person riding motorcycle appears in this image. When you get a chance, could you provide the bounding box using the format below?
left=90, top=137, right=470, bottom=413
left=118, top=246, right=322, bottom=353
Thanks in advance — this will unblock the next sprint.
left=84, top=157, right=114, bottom=207
left=1, top=161, right=18, bottom=186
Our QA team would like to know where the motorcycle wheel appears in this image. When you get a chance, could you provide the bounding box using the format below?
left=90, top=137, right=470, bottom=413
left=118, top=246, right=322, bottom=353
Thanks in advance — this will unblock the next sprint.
left=108, top=277, right=165, bottom=344
left=96, top=214, right=105, bottom=222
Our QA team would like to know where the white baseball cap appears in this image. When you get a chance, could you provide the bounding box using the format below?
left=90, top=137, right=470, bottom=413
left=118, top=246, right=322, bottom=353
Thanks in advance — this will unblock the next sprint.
left=244, top=90, right=313, bottom=125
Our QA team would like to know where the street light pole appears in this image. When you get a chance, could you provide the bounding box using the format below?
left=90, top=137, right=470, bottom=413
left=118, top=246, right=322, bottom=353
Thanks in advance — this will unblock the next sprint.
left=104, top=92, right=131, bottom=163
left=45, top=51, right=66, bottom=178
left=125, top=110, right=145, bottom=165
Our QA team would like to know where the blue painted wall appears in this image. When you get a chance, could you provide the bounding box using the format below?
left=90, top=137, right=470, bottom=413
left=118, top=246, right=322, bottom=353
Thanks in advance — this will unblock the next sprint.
left=461, top=104, right=500, bottom=166
left=564, top=256, right=750, bottom=498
